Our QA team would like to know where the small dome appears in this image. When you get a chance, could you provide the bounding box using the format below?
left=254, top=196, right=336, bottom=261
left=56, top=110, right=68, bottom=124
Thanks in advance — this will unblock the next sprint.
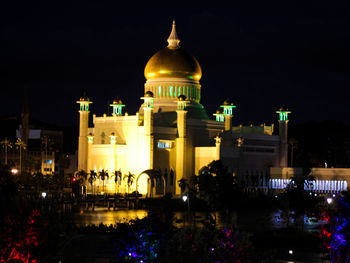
left=216, top=108, right=223, bottom=114
left=279, top=106, right=289, bottom=111
left=79, top=97, right=90, bottom=102
left=223, top=99, right=234, bottom=106
left=178, top=95, right=187, bottom=101
left=144, top=91, right=154, bottom=97
left=113, top=98, right=123, bottom=104
left=79, top=91, right=90, bottom=101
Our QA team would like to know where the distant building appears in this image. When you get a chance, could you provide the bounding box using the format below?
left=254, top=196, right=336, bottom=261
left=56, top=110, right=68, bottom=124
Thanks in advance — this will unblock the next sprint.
left=0, top=114, right=63, bottom=175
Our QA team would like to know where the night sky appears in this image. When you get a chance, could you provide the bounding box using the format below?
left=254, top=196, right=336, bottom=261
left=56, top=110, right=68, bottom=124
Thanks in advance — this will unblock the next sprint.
left=1, top=1, right=350, bottom=128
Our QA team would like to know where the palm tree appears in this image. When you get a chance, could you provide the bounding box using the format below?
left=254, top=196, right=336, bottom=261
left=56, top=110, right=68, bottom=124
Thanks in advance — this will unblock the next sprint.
left=76, top=170, right=88, bottom=185
left=178, top=178, right=188, bottom=194
left=123, top=172, right=135, bottom=196
left=88, top=170, right=97, bottom=194
left=114, top=170, right=122, bottom=194
left=99, top=169, right=109, bottom=193
left=15, top=138, right=26, bottom=173
left=289, top=138, right=298, bottom=167
left=0, top=137, right=12, bottom=165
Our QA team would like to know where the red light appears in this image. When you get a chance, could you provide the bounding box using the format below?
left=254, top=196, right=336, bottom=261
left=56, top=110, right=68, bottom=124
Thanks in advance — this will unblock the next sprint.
left=72, top=177, right=76, bottom=182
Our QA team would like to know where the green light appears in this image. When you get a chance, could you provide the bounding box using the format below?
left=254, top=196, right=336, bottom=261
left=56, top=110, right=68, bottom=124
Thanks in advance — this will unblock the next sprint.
left=158, top=86, right=161, bottom=97
left=220, top=105, right=236, bottom=116
left=189, top=76, right=193, bottom=79
left=110, top=103, right=125, bottom=115
left=276, top=110, right=291, bottom=121
left=80, top=102, right=90, bottom=111
left=143, top=98, right=154, bottom=108
left=177, top=101, right=187, bottom=110
left=213, top=113, right=225, bottom=122
left=169, top=86, right=173, bottom=97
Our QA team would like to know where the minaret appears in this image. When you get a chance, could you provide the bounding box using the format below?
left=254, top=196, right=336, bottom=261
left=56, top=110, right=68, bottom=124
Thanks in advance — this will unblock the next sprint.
left=276, top=106, right=291, bottom=168
left=141, top=91, right=155, bottom=170
left=175, top=95, right=188, bottom=195
left=77, top=94, right=92, bottom=171
left=220, top=99, right=236, bottom=131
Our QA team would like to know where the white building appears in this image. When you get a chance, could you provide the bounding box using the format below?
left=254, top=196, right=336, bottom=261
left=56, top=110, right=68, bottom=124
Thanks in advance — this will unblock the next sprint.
left=77, top=21, right=289, bottom=196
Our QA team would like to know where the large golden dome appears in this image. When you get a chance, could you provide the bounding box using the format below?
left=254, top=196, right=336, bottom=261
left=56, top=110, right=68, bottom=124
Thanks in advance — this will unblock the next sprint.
left=144, top=21, right=202, bottom=81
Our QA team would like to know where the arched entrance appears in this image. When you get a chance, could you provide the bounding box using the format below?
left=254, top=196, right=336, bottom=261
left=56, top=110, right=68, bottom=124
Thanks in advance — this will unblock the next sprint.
left=136, top=169, right=164, bottom=197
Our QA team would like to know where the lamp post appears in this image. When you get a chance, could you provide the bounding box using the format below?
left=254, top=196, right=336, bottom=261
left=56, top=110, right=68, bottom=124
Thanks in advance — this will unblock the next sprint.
left=182, top=194, right=190, bottom=225
left=182, top=194, right=190, bottom=211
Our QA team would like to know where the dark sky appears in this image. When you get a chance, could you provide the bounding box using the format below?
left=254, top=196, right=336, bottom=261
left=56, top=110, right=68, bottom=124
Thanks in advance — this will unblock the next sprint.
left=1, top=1, right=350, bottom=127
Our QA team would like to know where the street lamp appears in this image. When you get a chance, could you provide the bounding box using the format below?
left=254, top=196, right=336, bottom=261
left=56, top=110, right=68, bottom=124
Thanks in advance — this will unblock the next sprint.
left=327, top=198, right=333, bottom=205
left=182, top=194, right=190, bottom=224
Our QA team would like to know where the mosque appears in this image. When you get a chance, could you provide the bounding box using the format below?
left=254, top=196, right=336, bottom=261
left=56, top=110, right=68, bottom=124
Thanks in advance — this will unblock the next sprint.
left=76, top=21, right=290, bottom=196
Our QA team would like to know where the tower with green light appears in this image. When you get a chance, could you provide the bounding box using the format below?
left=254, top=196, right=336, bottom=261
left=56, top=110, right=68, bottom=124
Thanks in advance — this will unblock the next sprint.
left=77, top=95, right=92, bottom=171
left=221, top=99, right=236, bottom=131
left=276, top=106, right=291, bottom=167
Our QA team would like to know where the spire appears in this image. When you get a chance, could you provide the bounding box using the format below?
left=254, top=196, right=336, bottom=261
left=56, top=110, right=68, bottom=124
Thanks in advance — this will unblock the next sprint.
left=167, top=20, right=180, bottom=49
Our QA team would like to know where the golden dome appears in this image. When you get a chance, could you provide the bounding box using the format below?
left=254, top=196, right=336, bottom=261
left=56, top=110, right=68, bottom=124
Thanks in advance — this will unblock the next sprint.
left=144, top=21, right=202, bottom=81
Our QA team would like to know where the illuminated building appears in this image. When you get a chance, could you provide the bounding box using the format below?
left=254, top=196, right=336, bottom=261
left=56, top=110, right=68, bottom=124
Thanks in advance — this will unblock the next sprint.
left=77, top=21, right=289, bottom=196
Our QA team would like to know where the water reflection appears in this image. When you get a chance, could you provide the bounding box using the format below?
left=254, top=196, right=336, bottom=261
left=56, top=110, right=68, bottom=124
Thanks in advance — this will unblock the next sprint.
left=73, top=207, right=326, bottom=231
left=74, top=207, right=148, bottom=226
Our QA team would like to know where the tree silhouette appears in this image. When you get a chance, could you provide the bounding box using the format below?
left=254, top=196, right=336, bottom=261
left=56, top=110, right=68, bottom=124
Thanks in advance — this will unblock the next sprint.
left=88, top=170, right=97, bottom=194
left=99, top=169, right=109, bottom=193
left=289, top=137, right=298, bottom=167
left=15, top=138, right=26, bottom=174
left=0, top=137, right=12, bottom=165
left=123, top=172, right=135, bottom=195
left=114, top=170, right=122, bottom=194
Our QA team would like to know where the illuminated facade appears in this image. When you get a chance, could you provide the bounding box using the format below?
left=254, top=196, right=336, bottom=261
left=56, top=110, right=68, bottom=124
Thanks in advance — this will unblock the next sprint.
left=77, top=21, right=289, bottom=196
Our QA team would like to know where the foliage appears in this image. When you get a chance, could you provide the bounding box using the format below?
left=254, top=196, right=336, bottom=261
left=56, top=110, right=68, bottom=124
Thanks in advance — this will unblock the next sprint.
left=123, top=172, right=135, bottom=194
left=0, top=209, right=43, bottom=263
left=99, top=169, right=109, bottom=181
left=198, top=160, right=236, bottom=210
left=178, top=178, right=188, bottom=194
left=115, top=170, right=122, bottom=183
left=320, top=193, right=350, bottom=261
left=279, top=172, right=320, bottom=229
left=165, top=226, right=252, bottom=263
left=113, top=217, right=252, bottom=263
left=88, top=170, right=97, bottom=186
left=113, top=218, right=169, bottom=263
left=0, top=165, right=18, bottom=200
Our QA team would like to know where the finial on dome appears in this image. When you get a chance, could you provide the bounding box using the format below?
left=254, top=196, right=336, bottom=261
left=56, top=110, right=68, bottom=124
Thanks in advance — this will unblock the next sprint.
left=167, top=20, right=180, bottom=49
